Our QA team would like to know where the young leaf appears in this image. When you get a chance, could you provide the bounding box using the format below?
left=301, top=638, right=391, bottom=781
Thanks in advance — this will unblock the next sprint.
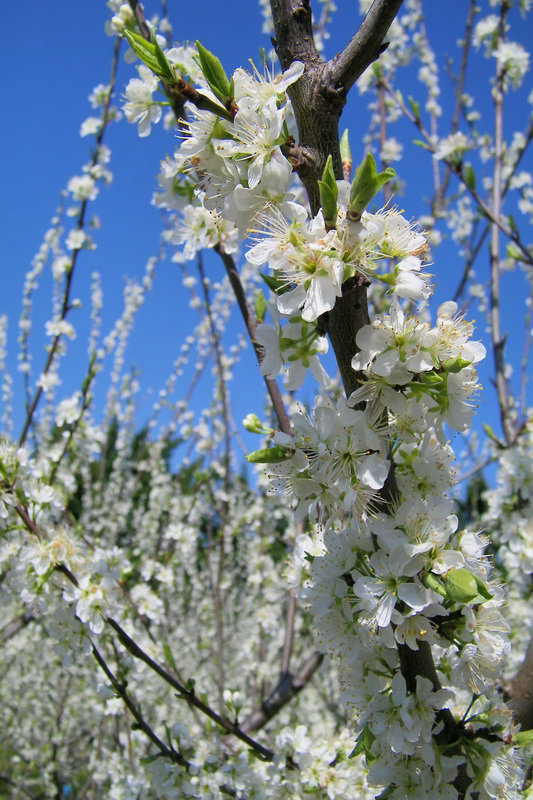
left=340, top=129, right=352, bottom=178
left=123, top=29, right=173, bottom=81
left=255, top=289, right=267, bottom=323
left=152, top=33, right=175, bottom=82
left=463, top=163, right=476, bottom=191
left=260, top=272, right=288, bottom=294
left=196, top=40, right=231, bottom=103
left=348, top=153, right=395, bottom=218
left=408, top=95, right=420, bottom=121
left=318, top=155, right=338, bottom=225
left=246, top=446, right=290, bottom=464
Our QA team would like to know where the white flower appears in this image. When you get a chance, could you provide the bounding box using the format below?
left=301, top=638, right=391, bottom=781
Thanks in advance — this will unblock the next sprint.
left=494, top=41, right=529, bottom=88
left=393, top=255, right=432, bottom=302
left=66, top=229, right=89, bottom=251
left=433, top=132, right=471, bottom=161
left=123, top=64, right=162, bottom=137
left=380, top=137, right=403, bottom=162
left=80, top=117, right=102, bottom=137
left=45, top=319, right=76, bottom=340
left=67, top=175, right=98, bottom=202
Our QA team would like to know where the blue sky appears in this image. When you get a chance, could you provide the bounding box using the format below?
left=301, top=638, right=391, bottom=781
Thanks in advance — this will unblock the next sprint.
left=2, top=2, right=531, bottom=478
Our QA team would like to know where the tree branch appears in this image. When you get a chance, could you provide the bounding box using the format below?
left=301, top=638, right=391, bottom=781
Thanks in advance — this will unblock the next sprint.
left=328, top=0, right=404, bottom=94
left=240, top=650, right=324, bottom=734
left=215, top=244, right=292, bottom=435
left=489, top=2, right=515, bottom=446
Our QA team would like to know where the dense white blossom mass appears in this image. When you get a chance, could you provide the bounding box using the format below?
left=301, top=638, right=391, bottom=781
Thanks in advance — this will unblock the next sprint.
left=1, top=1, right=532, bottom=798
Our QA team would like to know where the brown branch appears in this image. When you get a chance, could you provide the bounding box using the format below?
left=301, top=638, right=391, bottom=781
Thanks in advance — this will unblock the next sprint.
left=270, top=0, right=469, bottom=781
left=280, top=589, right=297, bottom=675
left=490, top=2, right=515, bottom=446
left=215, top=244, right=291, bottom=435
left=509, top=623, right=533, bottom=731
left=328, top=0, right=405, bottom=93
left=91, top=639, right=189, bottom=767
left=240, top=650, right=324, bottom=734
left=0, top=611, right=34, bottom=644
left=105, top=617, right=275, bottom=761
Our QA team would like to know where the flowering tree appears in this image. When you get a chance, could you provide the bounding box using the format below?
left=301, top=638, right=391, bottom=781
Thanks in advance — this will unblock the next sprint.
left=1, top=1, right=532, bottom=798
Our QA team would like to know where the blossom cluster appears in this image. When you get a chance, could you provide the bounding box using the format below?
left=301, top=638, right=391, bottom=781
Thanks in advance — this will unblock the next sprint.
left=1, top=2, right=531, bottom=798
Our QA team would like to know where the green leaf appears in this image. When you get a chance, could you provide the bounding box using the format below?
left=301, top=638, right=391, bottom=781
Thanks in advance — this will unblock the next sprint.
left=422, top=571, right=447, bottom=598
left=140, top=753, right=163, bottom=765
left=255, top=289, right=267, bottom=323
left=348, top=153, right=395, bottom=218
left=196, top=40, right=231, bottom=103
left=506, top=243, right=522, bottom=261
left=472, top=572, right=493, bottom=601
left=508, top=213, right=519, bottom=235
left=513, top=728, right=533, bottom=746
left=163, top=643, right=177, bottom=671
left=152, top=33, right=175, bottom=82
left=408, top=95, right=420, bottom=121
left=123, top=29, right=173, bottom=81
left=463, top=163, right=476, bottom=191
left=349, top=724, right=375, bottom=759
left=318, top=155, right=338, bottom=225
left=441, top=357, right=472, bottom=373
left=260, top=272, right=288, bottom=294
left=246, top=446, right=290, bottom=464
left=413, top=139, right=432, bottom=151
left=340, top=129, right=352, bottom=173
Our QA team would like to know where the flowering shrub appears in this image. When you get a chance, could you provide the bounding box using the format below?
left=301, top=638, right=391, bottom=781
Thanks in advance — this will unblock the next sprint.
left=1, top=1, right=532, bottom=798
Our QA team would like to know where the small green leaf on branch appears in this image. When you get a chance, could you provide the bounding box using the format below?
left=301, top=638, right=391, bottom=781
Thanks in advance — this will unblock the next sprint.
left=348, top=153, right=395, bottom=220
left=441, top=357, right=472, bottom=373
left=246, top=446, right=291, bottom=464
left=408, top=96, right=420, bottom=122
left=195, top=41, right=232, bottom=104
left=463, top=163, right=476, bottom=191
left=340, top=129, right=352, bottom=181
left=255, top=289, right=267, bottom=323
left=123, top=29, right=174, bottom=81
left=318, top=155, right=338, bottom=227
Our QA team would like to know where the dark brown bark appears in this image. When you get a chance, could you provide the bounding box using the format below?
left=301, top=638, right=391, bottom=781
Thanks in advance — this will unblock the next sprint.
left=509, top=637, right=533, bottom=731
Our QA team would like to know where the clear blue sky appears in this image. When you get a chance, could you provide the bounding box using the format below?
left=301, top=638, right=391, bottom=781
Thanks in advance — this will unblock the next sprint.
left=2, top=2, right=531, bottom=474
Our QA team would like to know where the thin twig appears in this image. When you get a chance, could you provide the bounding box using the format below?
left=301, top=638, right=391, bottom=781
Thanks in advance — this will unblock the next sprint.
left=240, top=650, right=324, bottom=734
left=105, top=616, right=275, bottom=761
left=19, top=38, right=121, bottom=446
left=91, top=639, right=189, bottom=767
left=280, top=588, right=297, bottom=675
left=519, top=287, right=533, bottom=424
left=380, top=75, right=533, bottom=267
left=328, top=0, right=405, bottom=93
left=453, top=116, right=533, bottom=300
left=377, top=81, right=393, bottom=205
left=215, top=244, right=291, bottom=435
left=438, top=0, right=476, bottom=207
left=490, top=2, right=515, bottom=445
